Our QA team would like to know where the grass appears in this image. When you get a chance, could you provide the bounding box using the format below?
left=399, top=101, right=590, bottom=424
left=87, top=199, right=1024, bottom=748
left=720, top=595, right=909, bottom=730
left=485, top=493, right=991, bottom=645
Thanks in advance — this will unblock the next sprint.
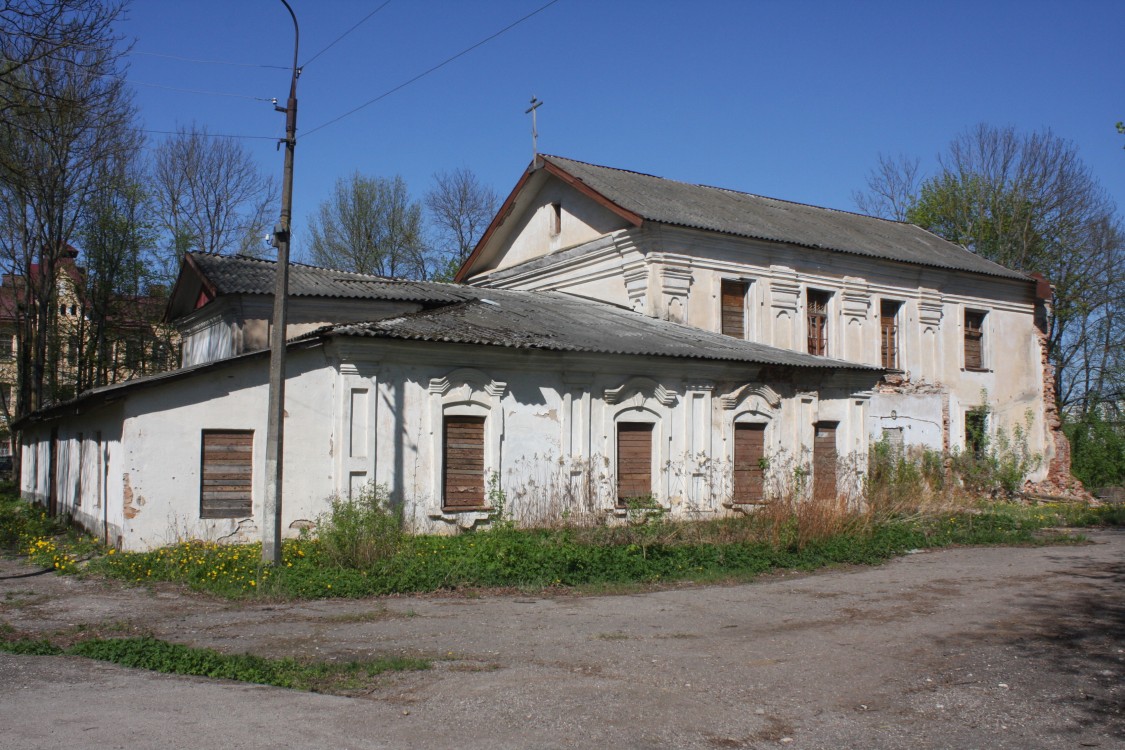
left=3, top=487, right=1121, bottom=601
left=0, top=634, right=429, bottom=692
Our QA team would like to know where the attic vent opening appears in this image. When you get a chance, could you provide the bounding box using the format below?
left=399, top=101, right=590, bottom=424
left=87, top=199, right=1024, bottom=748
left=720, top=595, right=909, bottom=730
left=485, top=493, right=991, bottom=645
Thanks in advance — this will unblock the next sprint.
left=550, top=202, right=562, bottom=236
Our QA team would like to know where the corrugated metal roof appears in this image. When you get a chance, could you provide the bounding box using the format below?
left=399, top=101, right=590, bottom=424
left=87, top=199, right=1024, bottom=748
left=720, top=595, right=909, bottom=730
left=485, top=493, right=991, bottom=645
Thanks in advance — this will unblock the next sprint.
left=539, top=155, right=1029, bottom=281
left=188, top=253, right=470, bottom=303
left=325, top=288, right=878, bottom=370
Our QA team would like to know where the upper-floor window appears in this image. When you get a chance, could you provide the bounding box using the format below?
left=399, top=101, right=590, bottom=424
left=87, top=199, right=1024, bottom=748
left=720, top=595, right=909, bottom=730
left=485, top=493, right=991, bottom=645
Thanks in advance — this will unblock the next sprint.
left=721, top=280, right=748, bottom=338
left=880, top=300, right=901, bottom=369
left=807, top=290, right=830, bottom=356
left=0, top=333, right=13, bottom=361
left=964, top=310, right=986, bottom=370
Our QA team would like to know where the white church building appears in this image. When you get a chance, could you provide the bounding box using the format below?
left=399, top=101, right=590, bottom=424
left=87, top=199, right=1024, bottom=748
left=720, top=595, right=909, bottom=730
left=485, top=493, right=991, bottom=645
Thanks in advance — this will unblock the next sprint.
left=17, top=156, right=1059, bottom=550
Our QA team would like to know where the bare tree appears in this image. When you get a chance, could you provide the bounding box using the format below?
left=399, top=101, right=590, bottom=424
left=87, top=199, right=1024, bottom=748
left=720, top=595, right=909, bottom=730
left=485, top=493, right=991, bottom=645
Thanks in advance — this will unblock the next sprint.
left=305, top=172, right=429, bottom=278
left=151, top=124, right=277, bottom=281
left=0, top=0, right=136, bottom=412
left=425, top=167, right=498, bottom=276
left=851, top=153, right=921, bottom=221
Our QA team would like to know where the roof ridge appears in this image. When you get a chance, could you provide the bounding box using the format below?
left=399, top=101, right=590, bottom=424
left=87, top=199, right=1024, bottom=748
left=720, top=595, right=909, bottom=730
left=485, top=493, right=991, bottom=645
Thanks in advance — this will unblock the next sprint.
left=543, top=154, right=920, bottom=228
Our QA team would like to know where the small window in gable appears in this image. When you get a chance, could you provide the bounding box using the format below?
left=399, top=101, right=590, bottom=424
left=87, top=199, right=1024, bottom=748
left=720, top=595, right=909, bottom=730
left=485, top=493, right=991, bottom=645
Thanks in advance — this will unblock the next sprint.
left=549, top=202, right=562, bottom=236
left=721, top=280, right=748, bottom=338
left=200, top=430, right=253, bottom=518
left=964, top=310, right=986, bottom=370
left=443, top=415, right=486, bottom=510
left=807, top=290, right=831, bottom=356
left=616, top=421, right=654, bottom=504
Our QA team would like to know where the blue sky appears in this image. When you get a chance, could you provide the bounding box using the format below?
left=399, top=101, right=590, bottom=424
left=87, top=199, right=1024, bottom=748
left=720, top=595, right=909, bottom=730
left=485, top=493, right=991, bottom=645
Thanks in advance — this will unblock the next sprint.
left=121, top=0, right=1124, bottom=259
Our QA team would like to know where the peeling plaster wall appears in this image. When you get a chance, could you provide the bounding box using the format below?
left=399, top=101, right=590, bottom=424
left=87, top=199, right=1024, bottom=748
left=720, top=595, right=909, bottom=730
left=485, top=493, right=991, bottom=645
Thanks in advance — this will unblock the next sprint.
left=472, top=220, right=1050, bottom=480
left=21, top=338, right=881, bottom=551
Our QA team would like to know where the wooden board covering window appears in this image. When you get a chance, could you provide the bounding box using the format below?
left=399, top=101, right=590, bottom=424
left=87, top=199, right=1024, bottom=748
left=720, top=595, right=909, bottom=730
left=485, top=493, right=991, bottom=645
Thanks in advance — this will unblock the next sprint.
left=721, top=280, right=747, bottom=338
left=732, top=423, right=766, bottom=504
left=200, top=430, right=253, bottom=518
left=880, top=300, right=900, bottom=369
left=812, top=422, right=838, bottom=503
left=807, top=290, right=830, bottom=356
left=617, top=422, right=654, bottom=503
left=964, top=311, right=985, bottom=370
left=443, top=416, right=485, bottom=509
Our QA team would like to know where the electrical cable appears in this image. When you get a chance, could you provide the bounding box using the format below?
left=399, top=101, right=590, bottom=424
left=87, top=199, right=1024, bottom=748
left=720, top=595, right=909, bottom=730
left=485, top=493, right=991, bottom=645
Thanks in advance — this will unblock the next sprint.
left=130, top=79, right=275, bottom=102
left=129, top=50, right=290, bottom=70
left=300, top=0, right=392, bottom=69
left=303, top=0, right=561, bottom=139
left=140, top=129, right=277, bottom=140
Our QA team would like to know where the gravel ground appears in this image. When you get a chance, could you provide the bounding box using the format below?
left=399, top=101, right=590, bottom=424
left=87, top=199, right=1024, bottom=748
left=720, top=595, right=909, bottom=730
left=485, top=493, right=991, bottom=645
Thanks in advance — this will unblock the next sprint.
left=1, top=531, right=1122, bottom=749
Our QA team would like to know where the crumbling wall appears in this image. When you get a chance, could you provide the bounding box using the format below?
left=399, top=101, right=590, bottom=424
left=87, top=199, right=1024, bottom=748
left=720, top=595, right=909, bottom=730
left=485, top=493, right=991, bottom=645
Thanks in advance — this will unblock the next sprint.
left=1028, top=325, right=1090, bottom=499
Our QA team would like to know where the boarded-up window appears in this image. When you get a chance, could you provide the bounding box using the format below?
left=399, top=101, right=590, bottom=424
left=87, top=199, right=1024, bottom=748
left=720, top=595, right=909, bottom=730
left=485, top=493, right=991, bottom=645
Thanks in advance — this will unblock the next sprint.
left=443, top=416, right=485, bottom=510
left=880, top=300, right=900, bottom=369
left=807, top=290, right=830, bottom=356
left=732, top=423, right=766, bottom=504
left=617, top=422, right=654, bottom=503
left=812, top=422, right=838, bottom=502
left=200, top=430, right=253, bottom=518
left=721, top=280, right=747, bottom=338
left=964, top=310, right=985, bottom=370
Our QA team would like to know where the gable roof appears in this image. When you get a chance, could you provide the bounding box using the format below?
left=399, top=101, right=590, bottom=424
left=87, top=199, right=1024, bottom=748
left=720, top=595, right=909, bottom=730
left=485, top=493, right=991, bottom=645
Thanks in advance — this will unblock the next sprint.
left=166, top=252, right=468, bottom=320
left=457, top=155, right=1029, bottom=282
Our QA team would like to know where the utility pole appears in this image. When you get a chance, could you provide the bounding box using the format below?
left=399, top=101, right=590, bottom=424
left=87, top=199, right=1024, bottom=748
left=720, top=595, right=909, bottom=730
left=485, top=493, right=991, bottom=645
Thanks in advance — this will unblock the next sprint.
left=263, top=0, right=299, bottom=565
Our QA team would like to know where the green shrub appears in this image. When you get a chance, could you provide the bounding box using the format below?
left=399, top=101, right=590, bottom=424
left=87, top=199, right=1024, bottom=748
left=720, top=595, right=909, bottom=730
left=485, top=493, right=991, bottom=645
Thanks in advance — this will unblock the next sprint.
left=315, top=483, right=403, bottom=568
left=1064, top=405, right=1125, bottom=490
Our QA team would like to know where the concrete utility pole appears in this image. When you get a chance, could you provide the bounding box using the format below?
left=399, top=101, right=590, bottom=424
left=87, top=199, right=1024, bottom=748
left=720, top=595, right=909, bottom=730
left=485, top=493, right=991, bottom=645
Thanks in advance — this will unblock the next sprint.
left=263, top=0, right=299, bottom=565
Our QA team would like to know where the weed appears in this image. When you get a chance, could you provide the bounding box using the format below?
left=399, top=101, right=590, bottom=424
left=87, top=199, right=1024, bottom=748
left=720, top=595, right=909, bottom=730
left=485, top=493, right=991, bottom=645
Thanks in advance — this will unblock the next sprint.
left=315, top=483, right=403, bottom=568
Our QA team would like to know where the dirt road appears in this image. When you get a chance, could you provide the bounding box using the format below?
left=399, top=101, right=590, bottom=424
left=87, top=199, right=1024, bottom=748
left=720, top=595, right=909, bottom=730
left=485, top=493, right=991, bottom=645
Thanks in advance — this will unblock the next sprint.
left=1, top=532, right=1122, bottom=749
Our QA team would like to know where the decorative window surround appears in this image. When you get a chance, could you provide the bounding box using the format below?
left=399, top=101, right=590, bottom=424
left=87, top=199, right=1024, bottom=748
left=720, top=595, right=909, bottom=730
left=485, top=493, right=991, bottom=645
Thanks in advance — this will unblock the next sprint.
left=841, top=277, right=870, bottom=326
left=426, top=368, right=508, bottom=527
left=602, top=376, right=677, bottom=514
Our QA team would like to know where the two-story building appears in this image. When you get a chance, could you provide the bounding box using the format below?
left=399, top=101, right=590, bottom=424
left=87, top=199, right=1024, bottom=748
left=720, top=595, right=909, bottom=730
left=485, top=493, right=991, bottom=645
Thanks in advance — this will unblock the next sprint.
left=16, top=156, right=1060, bottom=550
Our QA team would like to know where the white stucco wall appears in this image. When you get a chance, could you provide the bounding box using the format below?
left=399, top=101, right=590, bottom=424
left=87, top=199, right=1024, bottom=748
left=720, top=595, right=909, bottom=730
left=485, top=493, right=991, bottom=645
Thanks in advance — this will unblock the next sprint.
left=21, top=336, right=880, bottom=550
left=466, top=206, right=1050, bottom=478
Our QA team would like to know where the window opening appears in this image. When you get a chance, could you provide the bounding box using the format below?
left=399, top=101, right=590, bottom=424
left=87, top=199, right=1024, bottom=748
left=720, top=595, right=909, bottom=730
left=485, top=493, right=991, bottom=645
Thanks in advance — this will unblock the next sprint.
left=880, top=300, right=901, bottom=369
left=807, top=290, right=830, bottom=356
left=721, top=280, right=748, bottom=338
left=964, top=310, right=986, bottom=370
left=616, top=422, right=654, bottom=504
left=200, top=430, right=253, bottom=518
left=443, top=415, right=486, bottom=510
left=732, top=423, right=766, bottom=504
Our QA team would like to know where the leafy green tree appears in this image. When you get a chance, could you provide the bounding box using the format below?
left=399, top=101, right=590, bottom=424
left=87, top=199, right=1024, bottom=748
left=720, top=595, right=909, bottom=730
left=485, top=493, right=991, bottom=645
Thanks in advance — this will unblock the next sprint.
left=857, top=125, right=1124, bottom=415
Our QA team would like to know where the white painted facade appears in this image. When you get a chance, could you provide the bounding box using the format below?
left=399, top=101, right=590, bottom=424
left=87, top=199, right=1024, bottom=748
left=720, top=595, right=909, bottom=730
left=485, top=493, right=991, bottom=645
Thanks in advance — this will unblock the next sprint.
left=17, top=157, right=1058, bottom=550
left=21, top=334, right=875, bottom=549
left=464, top=181, right=1052, bottom=470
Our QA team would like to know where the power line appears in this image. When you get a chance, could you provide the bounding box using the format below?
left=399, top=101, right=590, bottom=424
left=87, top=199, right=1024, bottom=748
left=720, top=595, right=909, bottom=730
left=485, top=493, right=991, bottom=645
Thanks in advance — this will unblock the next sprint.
left=129, top=50, right=290, bottom=70
left=130, top=79, right=275, bottom=103
left=300, top=0, right=393, bottom=69
left=140, top=129, right=277, bottom=141
left=303, top=0, right=561, bottom=139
